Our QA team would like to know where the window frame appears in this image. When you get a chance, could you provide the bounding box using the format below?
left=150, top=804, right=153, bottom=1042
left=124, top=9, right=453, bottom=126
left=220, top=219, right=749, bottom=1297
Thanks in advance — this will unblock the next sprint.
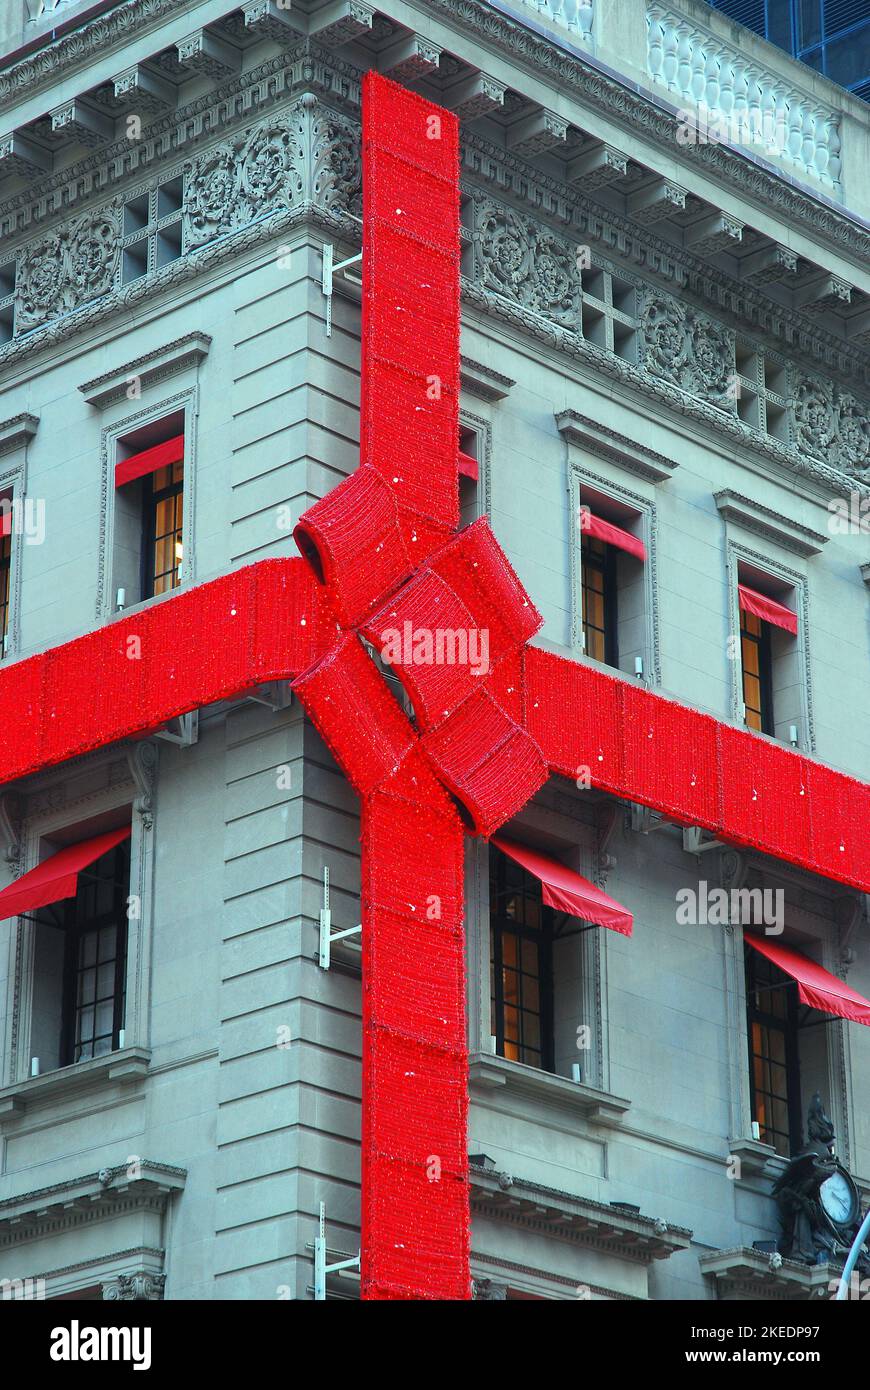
left=568, top=462, right=658, bottom=682
left=141, top=457, right=185, bottom=600
left=98, top=390, right=197, bottom=622
left=740, top=606, right=775, bottom=735
left=744, top=940, right=803, bottom=1156
left=53, top=837, right=132, bottom=1067
left=489, top=845, right=556, bottom=1073
left=725, top=541, right=813, bottom=750
left=580, top=531, right=619, bottom=667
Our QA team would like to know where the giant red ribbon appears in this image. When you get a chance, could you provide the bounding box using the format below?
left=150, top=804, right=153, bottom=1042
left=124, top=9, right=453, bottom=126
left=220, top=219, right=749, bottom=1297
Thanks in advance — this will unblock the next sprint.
left=0, top=74, right=867, bottom=1300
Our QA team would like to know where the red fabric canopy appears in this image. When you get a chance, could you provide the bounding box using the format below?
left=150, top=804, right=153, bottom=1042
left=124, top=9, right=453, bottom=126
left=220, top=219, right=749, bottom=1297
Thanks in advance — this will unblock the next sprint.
left=745, top=933, right=870, bottom=1026
left=0, top=825, right=131, bottom=923
left=115, top=434, right=184, bottom=489
left=491, top=834, right=633, bottom=935
left=580, top=508, right=646, bottom=562
left=458, top=450, right=478, bottom=482
left=738, top=583, right=797, bottom=636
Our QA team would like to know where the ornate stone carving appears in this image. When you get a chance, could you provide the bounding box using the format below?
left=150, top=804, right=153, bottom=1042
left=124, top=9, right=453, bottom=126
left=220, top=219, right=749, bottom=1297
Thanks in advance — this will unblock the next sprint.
left=473, top=1277, right=509, bottom=1299
left=102, top=1271, right=166, bottom=1301
left=183, top=116, right=306, bottom=249
left=638, top=289, right=735, bottom=408
left=311, top=109, right=362, bottom=219
left=476, top=200, right=580, bottom=327
left=793, top=375, right=870, bottom=479
left=16, top=205, right=121, bottom=333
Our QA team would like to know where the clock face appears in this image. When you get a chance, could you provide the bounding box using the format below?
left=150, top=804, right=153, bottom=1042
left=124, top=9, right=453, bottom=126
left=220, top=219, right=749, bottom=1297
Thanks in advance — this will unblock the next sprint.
left=819, top=1170, right=857, bottom=1227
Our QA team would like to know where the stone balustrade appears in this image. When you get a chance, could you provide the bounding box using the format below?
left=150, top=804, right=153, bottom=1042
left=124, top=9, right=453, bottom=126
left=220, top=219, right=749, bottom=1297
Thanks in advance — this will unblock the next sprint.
left=647, top=5, right=840, bottom=190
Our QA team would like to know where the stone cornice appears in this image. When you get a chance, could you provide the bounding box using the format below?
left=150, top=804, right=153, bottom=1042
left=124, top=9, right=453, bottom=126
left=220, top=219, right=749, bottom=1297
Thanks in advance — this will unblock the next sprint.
left=0, top=0, right=195, bottom=114
left=698, top=1245, right=841, bottom=1299
left=463, top=276, right=870, bottom=501
left=714, top=489, right=829, bottom=558
left=0, top=412, right=38, bottom=456
left=0, top=1160, right=187, bottom=1248
left=78, top=331, right=211, bottom=408
left=420, top=0, right=870, bottom=264
left=462, top=129, right=870, bottom=386
left=556, top=409, right=679, bottom=483
left=469, top=1163, right=692, bottom=1263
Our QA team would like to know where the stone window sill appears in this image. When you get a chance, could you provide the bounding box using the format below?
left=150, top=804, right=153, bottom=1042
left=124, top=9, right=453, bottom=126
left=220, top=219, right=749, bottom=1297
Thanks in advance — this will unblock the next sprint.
left=0, top=1046, right=150, bottom=1126
left=469, top=1051, right=630, bottom=1127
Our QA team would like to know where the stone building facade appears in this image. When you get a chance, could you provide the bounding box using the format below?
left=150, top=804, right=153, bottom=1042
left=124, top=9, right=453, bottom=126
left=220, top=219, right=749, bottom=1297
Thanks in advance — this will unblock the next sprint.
left=0, top=0, right=868, bottom=1300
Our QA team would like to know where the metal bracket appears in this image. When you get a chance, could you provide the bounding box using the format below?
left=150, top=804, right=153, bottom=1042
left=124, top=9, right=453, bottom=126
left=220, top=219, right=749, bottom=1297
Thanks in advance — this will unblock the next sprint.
left=318, top=867, right=361, bottom=969
left=245, top=681, right=293, bottom=712
left=154, top=711, right=198, bottom=747
left=629, top=803, right=670, bottom=835
left=310, top=1201, right=360, bottom=1300
left=322, top=241, right=363, bottom=338
left=682, top=826, right=724, bottom=856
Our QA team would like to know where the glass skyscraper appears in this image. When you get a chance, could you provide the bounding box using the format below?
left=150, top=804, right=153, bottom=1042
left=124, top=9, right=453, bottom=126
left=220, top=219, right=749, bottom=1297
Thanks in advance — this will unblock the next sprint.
left=710, top=0, right=870, bottom=99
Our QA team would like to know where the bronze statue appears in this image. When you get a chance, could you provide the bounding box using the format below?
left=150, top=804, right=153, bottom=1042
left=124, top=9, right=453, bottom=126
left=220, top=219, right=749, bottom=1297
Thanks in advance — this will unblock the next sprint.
left=772, top=1093, right=868, bottom=1271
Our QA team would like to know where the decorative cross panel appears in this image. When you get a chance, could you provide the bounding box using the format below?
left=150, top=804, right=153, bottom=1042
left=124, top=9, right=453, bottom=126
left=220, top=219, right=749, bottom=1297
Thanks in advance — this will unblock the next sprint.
left=0, top=75, right=868, bottom=1301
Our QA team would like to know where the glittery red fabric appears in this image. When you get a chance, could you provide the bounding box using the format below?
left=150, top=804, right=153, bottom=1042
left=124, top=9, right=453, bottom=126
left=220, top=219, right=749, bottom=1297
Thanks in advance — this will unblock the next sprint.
left=0, top=73, right=868, bottom=1304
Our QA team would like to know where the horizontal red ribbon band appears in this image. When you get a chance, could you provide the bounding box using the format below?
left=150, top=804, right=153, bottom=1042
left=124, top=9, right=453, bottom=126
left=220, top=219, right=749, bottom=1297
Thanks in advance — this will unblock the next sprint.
left=738, top=583, right=797, bottom=635
left=745, top=933, right=870, bottom=1027
left=458, top=451, right=478, bottom=481
left=491, top=834, right=633, bottom=935
left=115, top=434, right=185, bottom=489
left=580, top=508, right=646, bottom=561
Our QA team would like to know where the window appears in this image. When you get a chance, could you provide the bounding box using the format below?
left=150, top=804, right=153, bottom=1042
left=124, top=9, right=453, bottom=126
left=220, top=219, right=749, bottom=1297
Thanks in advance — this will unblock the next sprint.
left=142, top=457, right=184, bottom=598
left=0, top=495, right=11, bottom=656
left=581, top=533, right=617, bottom=665
left=31, top=833, right=131, bottom=1071
left=0, top=261, right=15, bottom=344
left=458, top=424, right=480, bottom=530
left=737, top=570, right=799, bottom=740
left=733, top=340, right=789, bottom=441
left=580, top=266, right=637, bottom=362
left=489, top=846, right=554, bottom=1070
left=121, top=177, right=184, bottom=285
left=745, top=942, right=802, bottom=1155
left=112, top=411, right=185, bottom=608
left=740, top=607, right=774, bottom=734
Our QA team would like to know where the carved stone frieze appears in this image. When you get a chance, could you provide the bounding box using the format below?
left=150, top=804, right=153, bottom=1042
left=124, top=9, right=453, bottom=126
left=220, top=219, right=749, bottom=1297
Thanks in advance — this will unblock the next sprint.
left=183, top=117, right=306, bottom=249
left=639, top=288, right=736, bottom=407
left=476, top=200, right=580, bottom=327
left=16, top=204, right=121, bottom=333
left=792, top=376, right=870, bottom=480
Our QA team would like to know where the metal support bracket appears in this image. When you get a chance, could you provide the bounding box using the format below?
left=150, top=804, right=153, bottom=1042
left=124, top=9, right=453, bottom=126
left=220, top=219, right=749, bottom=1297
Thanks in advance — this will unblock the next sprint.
left=322, top=242, right=363, bottom=338
left=310, top=1201, right=360, bottom=1300
left=629, top=803, right=670, bottom=835
left=245, top=681, right=293, bottom=712
left=154, top=711, right=198, bottom=747
left=682, top=826, right=724, bottom=856
left=318, top=867, right=361, bottom=969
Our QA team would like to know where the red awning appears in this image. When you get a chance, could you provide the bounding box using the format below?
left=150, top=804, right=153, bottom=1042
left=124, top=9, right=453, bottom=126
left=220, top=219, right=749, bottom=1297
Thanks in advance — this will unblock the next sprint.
left=115, top=434, right=184, bottom=489
left=458, top=450, right=478, bottom=482
left=738, top=583, right=797, bottom=636
left=580, top=508, right=646, bottom=562
left=0, top=825, right=131, bottom=923
left=745, top=933, right=870, bottom=1026
left=491, top=835, right=633, bottom=936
